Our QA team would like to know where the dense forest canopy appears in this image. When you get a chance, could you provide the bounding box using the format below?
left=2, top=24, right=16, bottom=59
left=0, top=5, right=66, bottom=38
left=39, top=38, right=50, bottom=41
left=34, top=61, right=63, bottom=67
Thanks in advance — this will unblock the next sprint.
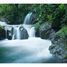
left=0, top=4, right=67, bottom=25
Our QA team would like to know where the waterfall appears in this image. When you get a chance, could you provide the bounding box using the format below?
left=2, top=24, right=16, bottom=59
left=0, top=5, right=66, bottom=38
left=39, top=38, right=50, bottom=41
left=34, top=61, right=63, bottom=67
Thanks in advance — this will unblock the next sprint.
left=23, top=12, right=36, bottom=38
left=0, top=12, right=54, bottom=63
left=3, top=12, right=35, bottom=40
left=14, top=26, right=20, bottom=39
left=29, top=27, right=35, bottom=37
left=24, top=12, right=33, bottom=24
left=12, top=25, right=21, bottom=40
left=23, top=24, right=35, bottom=38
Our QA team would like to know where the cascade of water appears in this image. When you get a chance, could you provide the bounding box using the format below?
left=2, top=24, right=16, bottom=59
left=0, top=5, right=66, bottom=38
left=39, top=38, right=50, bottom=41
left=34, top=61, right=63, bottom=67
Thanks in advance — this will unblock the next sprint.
left=5, top=12, right=35, bottom=40
left=24, top=12, right=33, bottom=24
left=22, top=24, right=32, bottom=37
left=0, top=12, right=54, bottom=63
left=23, top=12, right=36, bottom=38
left=29, top=27, right=35, bottom=37
left=12, top=25, right=21, bottom=40
left=16, top=26, right=20, bottom=39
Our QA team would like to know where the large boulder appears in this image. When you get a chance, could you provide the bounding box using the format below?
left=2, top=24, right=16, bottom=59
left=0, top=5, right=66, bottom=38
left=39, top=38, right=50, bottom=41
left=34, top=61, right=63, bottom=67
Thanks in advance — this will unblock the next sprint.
left=19, top=26, right=29, bottom=39
left=39, top=22, right=55, bottom=39
left=7, top=27, right=13, bottom=40
left=49, top=27, right=67, bottom=62
left=7, top=26, right=29, bottom=40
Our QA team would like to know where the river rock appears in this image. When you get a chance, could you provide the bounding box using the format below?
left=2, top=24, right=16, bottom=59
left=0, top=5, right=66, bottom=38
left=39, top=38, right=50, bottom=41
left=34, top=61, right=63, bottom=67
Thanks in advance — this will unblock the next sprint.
left=39, top=22, right=55, bottom=39
left=7, top=27, right=13, bottom=40
left=19, top=26, right=29, bottom=39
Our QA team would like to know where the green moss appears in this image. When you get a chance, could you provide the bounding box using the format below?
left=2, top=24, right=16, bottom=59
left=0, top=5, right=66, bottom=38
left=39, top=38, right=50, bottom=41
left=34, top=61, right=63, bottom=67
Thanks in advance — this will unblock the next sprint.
left=64, top=54, right=67, bottom=59
left=59, top=4, right=65, bottom=11
left=55, top=26, right=67, bottom=38
left=34, top=22, right=40, bottom=30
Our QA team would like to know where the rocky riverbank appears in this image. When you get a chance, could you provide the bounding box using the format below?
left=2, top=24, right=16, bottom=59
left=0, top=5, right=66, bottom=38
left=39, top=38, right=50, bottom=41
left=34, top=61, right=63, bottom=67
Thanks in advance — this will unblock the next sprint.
left=49, top=27, right=67, bottom=62
left=34, top=22, right=67, bottom=62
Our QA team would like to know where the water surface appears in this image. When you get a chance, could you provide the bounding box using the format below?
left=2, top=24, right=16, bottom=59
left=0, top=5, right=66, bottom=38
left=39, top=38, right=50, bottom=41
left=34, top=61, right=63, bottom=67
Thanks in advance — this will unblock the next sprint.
left=0, top=38, right=61, bottom=63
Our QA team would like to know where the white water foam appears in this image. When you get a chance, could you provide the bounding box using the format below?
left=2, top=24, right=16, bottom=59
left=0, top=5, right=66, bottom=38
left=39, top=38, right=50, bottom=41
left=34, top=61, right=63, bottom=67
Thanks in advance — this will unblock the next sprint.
left=0, top=37, right=52, bottom=62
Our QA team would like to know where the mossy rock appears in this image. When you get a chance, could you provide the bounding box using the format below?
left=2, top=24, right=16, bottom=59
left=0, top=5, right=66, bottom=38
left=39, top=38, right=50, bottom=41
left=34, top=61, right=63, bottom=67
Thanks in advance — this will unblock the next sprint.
left=55, top=26, right=67, bottom=38
left=34, top=22, right=40, bottom=30
left=34, top=22, right=40, bottom=37
left=50, top=26, right=67, bottom=60
left=52, top=26, right=67, bottom=44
